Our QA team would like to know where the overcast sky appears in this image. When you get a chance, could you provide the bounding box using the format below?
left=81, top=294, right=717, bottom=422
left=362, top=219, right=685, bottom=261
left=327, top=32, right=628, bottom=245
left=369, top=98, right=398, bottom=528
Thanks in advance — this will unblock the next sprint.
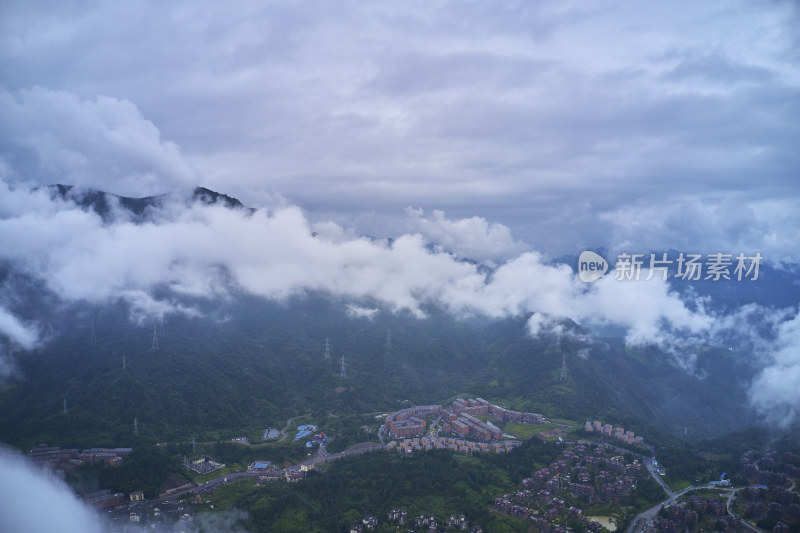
left=1, top=0, right=798, bottom=259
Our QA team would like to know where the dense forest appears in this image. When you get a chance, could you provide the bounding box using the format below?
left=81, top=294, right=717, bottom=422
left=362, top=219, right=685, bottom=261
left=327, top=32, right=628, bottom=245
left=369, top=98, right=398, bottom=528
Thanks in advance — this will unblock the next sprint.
left=210, top=441, right=561, bottom=532
left=0, top=294, right=766, bottom=450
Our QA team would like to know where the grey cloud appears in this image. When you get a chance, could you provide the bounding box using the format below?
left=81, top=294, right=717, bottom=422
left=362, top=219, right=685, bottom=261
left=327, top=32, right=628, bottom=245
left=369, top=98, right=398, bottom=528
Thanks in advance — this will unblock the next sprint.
left=2, top=2, right=795, bottom=229
left=367, top=51, right=555, bottom=96
left=1, top=1, right=795, bottom=263
left=598, top=198, right=800, bottom=267
left=0, top=87, right=195, bottom=196
left=665, top=51, right=775, bottom=84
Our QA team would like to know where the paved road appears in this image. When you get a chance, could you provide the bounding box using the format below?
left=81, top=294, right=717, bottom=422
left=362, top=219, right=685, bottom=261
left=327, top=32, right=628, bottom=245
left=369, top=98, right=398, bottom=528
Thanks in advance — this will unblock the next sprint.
left=286, top=441, right=382, bottom=472
left=725, top=487, right=761, bottom=533
left=643, top=457, right=673, bottom=497
left=625, top=485, right=696, bottom=533
left=275, top=415, right=301, bottom=443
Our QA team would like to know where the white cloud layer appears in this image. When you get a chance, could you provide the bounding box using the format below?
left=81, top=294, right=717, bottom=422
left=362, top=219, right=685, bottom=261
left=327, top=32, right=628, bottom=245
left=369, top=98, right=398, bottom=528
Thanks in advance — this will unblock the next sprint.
left=404, top=207, right=529, bottom=264
left=0, top=306, right=39, bottom=351
left=0, top=179, right=797, bottom=427
left=748, top=309, right=800, bottom=427
left=0, top=444, right=252, bottom=532
left=0, top=446, right=104, bottom=533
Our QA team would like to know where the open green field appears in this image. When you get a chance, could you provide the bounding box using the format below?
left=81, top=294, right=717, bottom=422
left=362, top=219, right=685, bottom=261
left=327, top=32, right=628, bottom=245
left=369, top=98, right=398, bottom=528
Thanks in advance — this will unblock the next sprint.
left=503, top=421, right=561, bottom=439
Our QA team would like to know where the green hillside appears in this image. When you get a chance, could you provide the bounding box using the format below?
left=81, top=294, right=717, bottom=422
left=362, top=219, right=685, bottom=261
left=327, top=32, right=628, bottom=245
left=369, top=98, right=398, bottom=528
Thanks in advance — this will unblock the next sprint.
left=0, top=294, right=761, bottom=449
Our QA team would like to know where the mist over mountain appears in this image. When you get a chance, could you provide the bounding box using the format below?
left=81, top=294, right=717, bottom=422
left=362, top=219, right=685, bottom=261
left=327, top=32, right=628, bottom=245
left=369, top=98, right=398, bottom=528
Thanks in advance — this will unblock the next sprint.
left=0, top=287, right=770, bottom=448
left=1, top=185, right=798, bottom=446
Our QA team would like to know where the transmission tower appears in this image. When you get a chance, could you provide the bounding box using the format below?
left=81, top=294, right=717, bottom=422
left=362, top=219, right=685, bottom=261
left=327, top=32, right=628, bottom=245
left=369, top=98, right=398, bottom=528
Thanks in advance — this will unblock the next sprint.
left=192, top=436, right=196, bottom=453
left=560, top=352, right=567, bottom=381
left=152, top=323, right=159, bottom=350
left=385, top=327, right=392, bottom=353
left=134, top=417, right=139, bottom=435
left=324, top=337, right=330, bottom=359
left=90, top=318, right=97, bottom=345
left=63, top=398, right=67, bottom=414
left=340, top=354, right=346, bottom=379
left=122, top=355, right=126, bottom=370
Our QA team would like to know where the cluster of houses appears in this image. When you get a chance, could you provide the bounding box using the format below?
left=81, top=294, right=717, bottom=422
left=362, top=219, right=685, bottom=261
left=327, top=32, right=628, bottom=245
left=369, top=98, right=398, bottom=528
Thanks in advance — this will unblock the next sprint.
left=126, top=501, right=194, bottom=527
left=384, top=404, right=442, bottom=438
left=741, top=483, right=800, bottom=525
left=449, top=398, right=543, bottom=439
left=83, top=488, right=149, bottom=510
left=494, top=495, right=599, bottom=533
left=383, top=397, right=543, bottom=441
left=84, top=489, right=128, bottom=510
left=494, top=440, right=649, bottom=531
left=27, top=443, right=133, bottom=474
left=738, top=449, right=800, bottom=529
left=349, top=510, right=484, bottom=532
left=648, top=449, right=800, bottom=533
left=584, top=420, right=644, bottom=446
left=390, top=435, right=520, bottom=454
left=658, top=495, right=734, bottom=532
left=84, top=485, right=199, bottom=514
left=740, top=449, right=799, bottom=487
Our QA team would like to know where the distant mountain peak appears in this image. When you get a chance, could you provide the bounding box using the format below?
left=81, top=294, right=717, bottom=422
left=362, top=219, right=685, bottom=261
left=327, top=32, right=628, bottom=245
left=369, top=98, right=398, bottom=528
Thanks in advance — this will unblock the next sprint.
left=191, top=187, right=247, bottom=210
left=39, top=184, right=252, bottom=222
